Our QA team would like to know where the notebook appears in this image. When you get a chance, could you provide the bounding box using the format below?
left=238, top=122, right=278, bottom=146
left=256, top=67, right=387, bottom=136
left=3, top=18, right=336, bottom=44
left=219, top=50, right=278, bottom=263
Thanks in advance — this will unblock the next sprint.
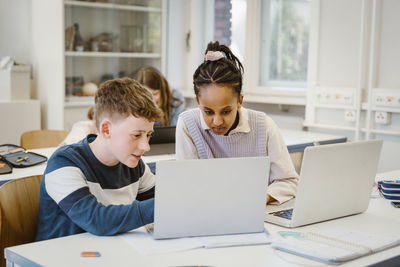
left=271, top=227, right=400, bottom=265
left=153, top=157, right=270, bottom=239
left=265, top=140, right=383, bottom=227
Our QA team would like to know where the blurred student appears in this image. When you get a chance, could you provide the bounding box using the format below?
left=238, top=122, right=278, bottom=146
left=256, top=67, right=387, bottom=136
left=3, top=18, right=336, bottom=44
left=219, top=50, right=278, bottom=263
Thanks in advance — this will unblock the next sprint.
left=36, top=77, right=163, bottom=240
left=60, top=106, right=97, bottom=146
left=136, top=66, right=185, bottom=127
left=175, top=41, right=298, bottom=205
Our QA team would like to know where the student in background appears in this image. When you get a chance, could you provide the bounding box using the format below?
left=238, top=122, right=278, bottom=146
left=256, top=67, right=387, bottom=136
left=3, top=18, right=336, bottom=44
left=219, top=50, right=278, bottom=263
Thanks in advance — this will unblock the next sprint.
left=36, top=77, right=164, bottom=241
left=175, top=41, right=298, bottom=205
left=135, top=66, right=185, bottom=127
left=59, top=106, right=97, bottom=146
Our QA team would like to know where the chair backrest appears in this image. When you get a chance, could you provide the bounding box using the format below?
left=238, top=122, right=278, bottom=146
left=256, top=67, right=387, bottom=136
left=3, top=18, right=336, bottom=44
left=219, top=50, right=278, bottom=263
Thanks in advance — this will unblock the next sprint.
left=0, top=175, right=42, bottom=267
left=20, top=130, right=68, bottom=149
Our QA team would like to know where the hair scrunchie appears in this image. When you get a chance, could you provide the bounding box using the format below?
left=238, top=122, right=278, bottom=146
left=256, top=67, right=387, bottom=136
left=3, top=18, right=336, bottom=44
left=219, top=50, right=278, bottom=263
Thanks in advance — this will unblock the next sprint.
left=204, top=51, right=226, bottom=61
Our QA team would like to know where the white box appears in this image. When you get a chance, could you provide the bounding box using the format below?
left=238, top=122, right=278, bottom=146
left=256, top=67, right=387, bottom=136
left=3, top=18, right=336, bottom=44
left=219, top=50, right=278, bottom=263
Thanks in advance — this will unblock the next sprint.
left=0, top=65, right=31, bottom=100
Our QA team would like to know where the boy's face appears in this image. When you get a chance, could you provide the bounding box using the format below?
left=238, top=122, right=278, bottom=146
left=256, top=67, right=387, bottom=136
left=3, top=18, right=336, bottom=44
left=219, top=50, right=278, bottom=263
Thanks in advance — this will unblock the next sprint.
left=196, top=84, right=243, bottom=135
left=107, top=114, right=153, bottom=168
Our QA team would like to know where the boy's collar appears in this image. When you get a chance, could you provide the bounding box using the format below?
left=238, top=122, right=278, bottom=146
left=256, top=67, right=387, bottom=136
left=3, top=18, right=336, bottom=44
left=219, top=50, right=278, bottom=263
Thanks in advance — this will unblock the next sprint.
left=199, top=107, right=251, bottom=135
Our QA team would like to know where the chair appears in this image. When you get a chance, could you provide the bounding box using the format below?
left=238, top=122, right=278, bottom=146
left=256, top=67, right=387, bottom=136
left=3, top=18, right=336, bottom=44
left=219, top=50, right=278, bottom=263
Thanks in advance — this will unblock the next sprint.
left=20, top=130, right=68, bottom=149
left=0, top=175, right=42, bottom=267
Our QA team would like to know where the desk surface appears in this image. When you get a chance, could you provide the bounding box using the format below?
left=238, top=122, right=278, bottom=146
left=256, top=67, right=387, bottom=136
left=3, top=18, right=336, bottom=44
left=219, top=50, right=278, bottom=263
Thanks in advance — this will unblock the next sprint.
left=0, top=130, right=345, bottom=182
left=0, top=147, right=55, bottom=182
left=0, top=147, right=175, bottom=182
left=5, top=171, right=400, bottom=267
left=281, top=129, right=346, bottom=153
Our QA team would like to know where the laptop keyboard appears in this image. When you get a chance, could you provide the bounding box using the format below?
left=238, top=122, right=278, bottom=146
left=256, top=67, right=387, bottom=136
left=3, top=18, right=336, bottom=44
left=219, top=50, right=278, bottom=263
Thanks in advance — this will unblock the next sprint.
left=269, top=208, right=293, bottom=220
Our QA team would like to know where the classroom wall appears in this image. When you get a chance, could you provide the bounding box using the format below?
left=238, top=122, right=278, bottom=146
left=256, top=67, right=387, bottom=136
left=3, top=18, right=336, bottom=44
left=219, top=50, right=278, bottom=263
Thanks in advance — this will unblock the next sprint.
left=0, top=0, right=31, bottom=64
left=304, top=0, right=400, bottom=172
left=0, top=0, right=36, bottom=100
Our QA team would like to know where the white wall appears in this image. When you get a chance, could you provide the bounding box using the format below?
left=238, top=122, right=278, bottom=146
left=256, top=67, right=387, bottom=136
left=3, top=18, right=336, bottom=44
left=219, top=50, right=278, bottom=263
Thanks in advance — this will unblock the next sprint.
left=166, top=0, right=188, bottom=91
left=304, top=0, right=400, bottom=172
left=0, top=0, right=35, bottom=99
left=0, top=0, right=31, bottom=64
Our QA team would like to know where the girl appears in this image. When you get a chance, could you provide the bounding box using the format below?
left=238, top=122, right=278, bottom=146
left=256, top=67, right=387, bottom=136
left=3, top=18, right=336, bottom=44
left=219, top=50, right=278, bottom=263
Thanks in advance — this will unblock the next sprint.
left=136, top=66, right=185, bottom=127
left=175, top=41, right=298, bottom=204
left=60, top=106, right=97, bottom=146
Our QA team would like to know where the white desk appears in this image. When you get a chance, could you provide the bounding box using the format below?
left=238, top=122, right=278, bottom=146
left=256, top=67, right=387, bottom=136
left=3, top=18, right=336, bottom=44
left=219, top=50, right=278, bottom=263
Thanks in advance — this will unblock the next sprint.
left=0, top=147, right=55, bottom=183
left=280, top=129, right=347, bottom=153
left=5, top=169, right=400, bottom=267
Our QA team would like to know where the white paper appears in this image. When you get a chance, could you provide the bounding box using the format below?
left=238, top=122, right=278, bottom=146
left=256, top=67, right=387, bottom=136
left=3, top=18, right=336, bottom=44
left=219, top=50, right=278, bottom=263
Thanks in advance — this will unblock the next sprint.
left=198, top=232, right=272, bottom=248
left=119, top=231, right=203, bottom=255
left=119, top=231, right=271, bottom=255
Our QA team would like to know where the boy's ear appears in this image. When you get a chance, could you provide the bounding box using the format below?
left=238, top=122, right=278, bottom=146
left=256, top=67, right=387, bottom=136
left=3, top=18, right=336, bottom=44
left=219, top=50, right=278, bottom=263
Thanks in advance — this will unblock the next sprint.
left=196, top=95, right=200, bottom=105
left=99, top=119, right=112, bottom=138
left=238, top=94, right=244, bottom=109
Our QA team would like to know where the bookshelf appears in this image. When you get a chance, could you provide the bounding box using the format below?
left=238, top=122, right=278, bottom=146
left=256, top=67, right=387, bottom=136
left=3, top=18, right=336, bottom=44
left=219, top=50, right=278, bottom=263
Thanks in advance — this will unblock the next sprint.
left=32, top=0, right=166, bottom=130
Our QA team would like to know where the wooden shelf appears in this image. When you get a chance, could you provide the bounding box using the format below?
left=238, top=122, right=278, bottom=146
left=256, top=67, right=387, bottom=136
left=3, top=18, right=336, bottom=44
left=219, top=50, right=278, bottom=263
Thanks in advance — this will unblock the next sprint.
left=65, top=51, right=161, bottom=58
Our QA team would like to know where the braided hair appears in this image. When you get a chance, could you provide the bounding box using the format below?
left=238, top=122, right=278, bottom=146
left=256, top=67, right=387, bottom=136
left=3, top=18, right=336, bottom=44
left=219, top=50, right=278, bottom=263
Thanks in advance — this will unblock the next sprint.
left=193, top=41, right=244, bottom=98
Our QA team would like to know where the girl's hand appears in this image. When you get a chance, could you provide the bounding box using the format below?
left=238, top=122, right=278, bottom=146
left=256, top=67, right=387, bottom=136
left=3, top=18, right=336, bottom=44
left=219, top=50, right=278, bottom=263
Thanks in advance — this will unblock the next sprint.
left=266, top=194, right=276, bottom=204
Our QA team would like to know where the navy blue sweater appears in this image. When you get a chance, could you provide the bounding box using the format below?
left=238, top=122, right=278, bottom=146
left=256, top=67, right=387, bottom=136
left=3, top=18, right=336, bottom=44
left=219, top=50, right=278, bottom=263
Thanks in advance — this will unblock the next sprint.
left=35, top=135, right=155, bottom=241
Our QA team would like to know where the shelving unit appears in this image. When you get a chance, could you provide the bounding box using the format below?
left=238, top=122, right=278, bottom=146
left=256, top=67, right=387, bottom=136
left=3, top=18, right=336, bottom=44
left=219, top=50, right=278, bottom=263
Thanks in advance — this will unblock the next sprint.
left=64, top=51, right=161, bottom=58
left=32, top=0, right=166, bottom=130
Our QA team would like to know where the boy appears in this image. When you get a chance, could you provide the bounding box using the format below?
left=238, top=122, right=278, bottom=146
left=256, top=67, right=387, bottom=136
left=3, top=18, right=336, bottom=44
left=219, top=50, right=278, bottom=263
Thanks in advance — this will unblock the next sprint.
left=36, top=77, right=163, bottom=241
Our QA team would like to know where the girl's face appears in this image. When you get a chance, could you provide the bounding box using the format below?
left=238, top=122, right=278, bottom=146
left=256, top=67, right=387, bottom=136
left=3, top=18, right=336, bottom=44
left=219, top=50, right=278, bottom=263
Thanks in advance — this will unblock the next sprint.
left=148, top=88, right=162, bottom=108
left=196, top=84, right=243, bottom=135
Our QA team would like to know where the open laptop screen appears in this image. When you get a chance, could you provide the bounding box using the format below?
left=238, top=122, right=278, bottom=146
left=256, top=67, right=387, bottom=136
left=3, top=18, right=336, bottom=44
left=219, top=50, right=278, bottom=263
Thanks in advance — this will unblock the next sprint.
left=154, top=157, right=270, bottom=239
left=149, top=126, right=176, bottom=145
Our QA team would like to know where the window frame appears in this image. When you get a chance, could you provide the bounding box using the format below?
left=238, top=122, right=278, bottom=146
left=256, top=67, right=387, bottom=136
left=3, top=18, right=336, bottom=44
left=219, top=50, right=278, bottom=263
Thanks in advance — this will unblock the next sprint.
left=180, top=0, right=314, bottom=105
left=244, top=0, right=309, bottom=105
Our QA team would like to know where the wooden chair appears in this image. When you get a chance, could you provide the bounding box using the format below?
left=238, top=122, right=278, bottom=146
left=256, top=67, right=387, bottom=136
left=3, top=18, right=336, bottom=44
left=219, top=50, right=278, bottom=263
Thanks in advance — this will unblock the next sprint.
left=0, top=175, right=42, bottom=267
left=20, top=130, right=68, bottom=149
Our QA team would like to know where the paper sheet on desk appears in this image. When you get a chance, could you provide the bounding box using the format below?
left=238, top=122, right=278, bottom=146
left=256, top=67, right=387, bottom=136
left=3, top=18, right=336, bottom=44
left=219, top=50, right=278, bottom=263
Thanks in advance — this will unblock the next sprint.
left=119, top=231, right=272, bottom=255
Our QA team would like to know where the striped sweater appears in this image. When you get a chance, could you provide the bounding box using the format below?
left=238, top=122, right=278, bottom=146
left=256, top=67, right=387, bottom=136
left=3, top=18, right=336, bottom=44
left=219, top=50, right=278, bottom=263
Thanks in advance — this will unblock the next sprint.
left=35, top=135, right=155, bottom=241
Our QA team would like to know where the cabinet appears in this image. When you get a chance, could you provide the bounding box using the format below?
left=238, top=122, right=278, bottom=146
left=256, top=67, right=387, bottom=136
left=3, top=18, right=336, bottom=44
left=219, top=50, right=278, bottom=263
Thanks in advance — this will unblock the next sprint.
left=32, top=0, right=166, bottom=130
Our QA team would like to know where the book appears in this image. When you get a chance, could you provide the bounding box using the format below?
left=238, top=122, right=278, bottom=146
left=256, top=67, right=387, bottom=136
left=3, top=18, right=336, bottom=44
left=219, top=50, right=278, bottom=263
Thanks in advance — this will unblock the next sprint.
left=271, top=227, right=400, bottom=265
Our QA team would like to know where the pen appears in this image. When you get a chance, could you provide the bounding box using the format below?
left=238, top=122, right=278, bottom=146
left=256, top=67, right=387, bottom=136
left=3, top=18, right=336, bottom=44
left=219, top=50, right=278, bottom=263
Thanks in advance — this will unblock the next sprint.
left=80, top=251, right=101, bottom=257
left=15, top=156, right=29, bottom=163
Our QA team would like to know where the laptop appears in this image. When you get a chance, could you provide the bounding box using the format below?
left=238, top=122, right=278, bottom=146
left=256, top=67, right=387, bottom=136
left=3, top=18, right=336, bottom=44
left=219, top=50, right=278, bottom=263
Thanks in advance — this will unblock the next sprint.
left=145, top=126, right=176, bottom=157
left=153, top=157, right=270, bottom=239
left=149, top=126, right=176, bottom=145
left=265, top=139, right=383, bottom=228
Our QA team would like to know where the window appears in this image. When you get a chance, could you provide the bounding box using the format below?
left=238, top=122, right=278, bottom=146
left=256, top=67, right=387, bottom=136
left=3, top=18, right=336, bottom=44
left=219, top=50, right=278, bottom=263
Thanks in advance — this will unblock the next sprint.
left=185, top=0, right=311, bottom=101
left=213, top=0, right=247, bottom=63
left=259, top=0, right=311, bottom=91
